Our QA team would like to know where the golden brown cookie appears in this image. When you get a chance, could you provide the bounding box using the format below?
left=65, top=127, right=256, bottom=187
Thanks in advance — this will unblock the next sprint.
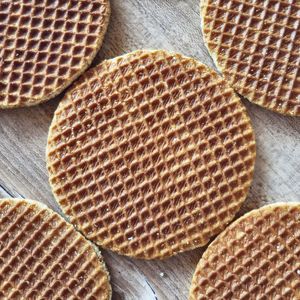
left=0, top=198, right=111, bottom=299
left=190, top=203, right=300, bottom=300
left=201, top=0, right=300, bottom=116
left=47, top=49, right=256, bottom=259
left=0, top=0, right=110, bottom=108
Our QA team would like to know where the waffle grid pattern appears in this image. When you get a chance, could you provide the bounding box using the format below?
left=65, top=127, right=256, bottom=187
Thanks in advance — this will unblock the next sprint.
left=190, top=204, right=300, bottom=300
left=201, top=0, right=300, bottom=116
left=0, top=199, right=111, bottom=300
left=0, top=0, right=110, bottom=108
left=47, top=50, right=256, bottom=259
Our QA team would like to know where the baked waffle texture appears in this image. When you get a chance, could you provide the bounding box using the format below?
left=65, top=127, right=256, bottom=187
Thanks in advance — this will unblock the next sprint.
left=0, top=198, right=111, bottom=300
left=201, top=0, right=300, bottom=116
left=190, top=203, right=300, bottom=300
left=0, top=0, right=110, bottom=108
left=47, top=50, right=256, bottom=259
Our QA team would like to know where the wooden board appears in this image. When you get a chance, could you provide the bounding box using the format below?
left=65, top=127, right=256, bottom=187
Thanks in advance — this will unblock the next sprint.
left=0, top=1, right=299, bottom=299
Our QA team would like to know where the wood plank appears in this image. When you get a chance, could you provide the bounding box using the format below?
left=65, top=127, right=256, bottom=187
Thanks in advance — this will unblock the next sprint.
left=0, top=0, right=299, bottom=299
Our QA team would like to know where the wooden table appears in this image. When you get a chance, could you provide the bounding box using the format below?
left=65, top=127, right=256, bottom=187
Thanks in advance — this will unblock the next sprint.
left=0, top=1, right=299, bottom=299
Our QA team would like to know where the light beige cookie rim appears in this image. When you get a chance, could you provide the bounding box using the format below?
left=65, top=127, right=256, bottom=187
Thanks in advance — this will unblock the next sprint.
left=46, top=49, right=256, bottom=259
left=199, top=0, right=224, bottom=79
left=0, top=198, right=112, bottom=300
left=189, top=202, right=300, bottom=299
left=0, top=0, right=111, bottom=109
left=199, top=0, right=300, bottom=117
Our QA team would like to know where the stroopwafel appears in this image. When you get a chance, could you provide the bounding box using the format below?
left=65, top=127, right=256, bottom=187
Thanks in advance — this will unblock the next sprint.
left=47, top=50, right=256, bottom=259
left=190, top=203, right=300, bottom=300
left=0, top=198, right=111, bottom=299
left=0, top=0, right=110, bottom=108
left=201, top=0, right=300, bottom=116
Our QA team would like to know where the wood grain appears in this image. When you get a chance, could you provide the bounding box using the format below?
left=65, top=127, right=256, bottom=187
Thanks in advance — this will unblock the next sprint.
left=0, top=0, right=299, bottom=299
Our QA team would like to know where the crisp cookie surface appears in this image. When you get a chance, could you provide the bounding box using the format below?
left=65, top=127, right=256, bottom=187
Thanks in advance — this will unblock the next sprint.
left=201, top=0, right=300, bottom=116
left=190, top=203, right=300, bottom=300
left=0, top=0, right=110, bottom=108
left=47, top=50, right=256, bottom=259
left=0, top=198, right=111, bottom=300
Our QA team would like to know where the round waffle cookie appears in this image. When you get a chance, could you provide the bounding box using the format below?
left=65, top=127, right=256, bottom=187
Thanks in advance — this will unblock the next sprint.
left=0, top=198, right=111, bottom=299
left=190, top=203, right=300, bottom=300
left=0, top=0, right=110, bottom=108
left=201, top=0, right=300, bottom=116
left=47, top=49, right=256, bottom=259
